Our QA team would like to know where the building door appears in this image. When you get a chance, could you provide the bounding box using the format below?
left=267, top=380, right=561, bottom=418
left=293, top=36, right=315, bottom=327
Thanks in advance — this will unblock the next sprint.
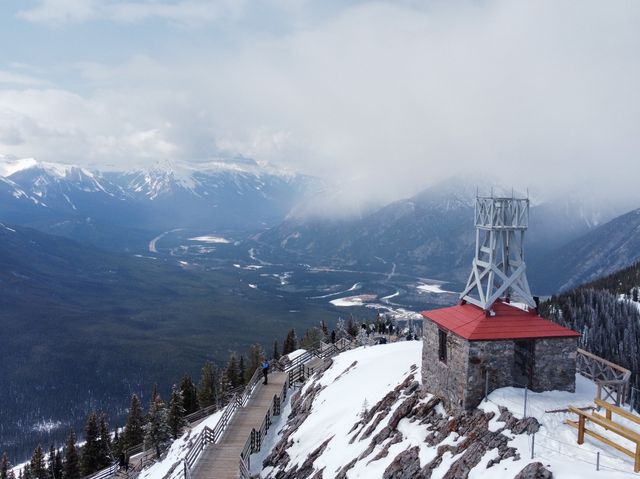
left=513, top=340, right=535, bottom=388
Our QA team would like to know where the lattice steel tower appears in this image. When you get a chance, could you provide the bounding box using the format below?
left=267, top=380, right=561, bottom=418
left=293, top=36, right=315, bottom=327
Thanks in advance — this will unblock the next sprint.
left=460, top=195, right=536, bottom=312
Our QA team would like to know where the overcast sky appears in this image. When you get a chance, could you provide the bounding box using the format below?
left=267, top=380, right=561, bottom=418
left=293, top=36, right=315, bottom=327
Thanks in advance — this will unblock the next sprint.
left=0, top=0, right=639, bottom=205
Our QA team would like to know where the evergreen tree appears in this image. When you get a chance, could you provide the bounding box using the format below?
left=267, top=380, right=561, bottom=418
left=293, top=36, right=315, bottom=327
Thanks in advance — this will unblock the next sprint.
left=30, top=445, right=47, bottom=479
left=197, top=361, right=217, bottom=408
left=320, top=321, right=329, bottom=339
left=330, top=330, right=336, bottom=343
left=150, top=384, right=159, bottom=403
left=143, top=398, right=171, bottom=458
left=282, top=330, right=296, bottom=355
left=62, top=431, right=80, bottom=479
left=346, top=317, right=358, bottom=337
left=22, top=466, right=32, bottom=479
left=272, top=340, right=280, bottom=360
left=225, top=353, right=241, bottom=388
left=111, top=428, right=122, bottom=461
left=124, top=394, right=145, bottom=448
left=238, top=355, right=246, bottom=386
left=52, top=453, right=62, bottom=479
left=335, top=318, right=347, bottom=340
left=179, top=375, right=199, bottom=415
left=1, top=452, right=11, bottom=479
left=97, top=415, right=112, bottom=468
left=47, top=445, right=55, bottom=479
left=299, top=327, right=323, bottom=349
left=81, top=412, right=100, bottom=475
left=168, top=385, right=187, bottom=440
left=245, top=344, right=265, bottom=382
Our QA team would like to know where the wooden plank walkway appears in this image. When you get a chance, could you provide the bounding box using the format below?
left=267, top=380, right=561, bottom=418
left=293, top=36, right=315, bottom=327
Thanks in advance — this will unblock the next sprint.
left=190, top=372, right=288, bottom=479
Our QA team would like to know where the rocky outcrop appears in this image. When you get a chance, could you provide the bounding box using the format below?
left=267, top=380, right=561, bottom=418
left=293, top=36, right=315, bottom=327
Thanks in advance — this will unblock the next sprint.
left=514, top=462, right=553, bottom=479
left=263, top=364, right=541, bottom=479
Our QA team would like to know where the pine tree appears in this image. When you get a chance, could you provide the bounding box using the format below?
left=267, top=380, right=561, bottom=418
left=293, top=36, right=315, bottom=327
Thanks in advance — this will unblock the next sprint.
left=197, top=361, right=217, bottom=408
left=1, top=452, right=11, bottom=479
left=111, top=428, right=121, bottom=461
left=330, top=330, right=336, bottom=343
left=225, top=353, right=241, bottom=388
left=62, top=431, right=80, bottom=479
left=272, top=340, right=280, bottom=360
left=179, top=375, right=199, bottom=415
left=168, top=385, right=187, bottom=440
left=320, top=321, right=329, bottom=339
left=346, top=317, right=358, bottom=337
left=245, top=344, right=265, bottom=382
left=47, top=445, right=55, bottom=479
left=143, top=398, right=171, bottom=458
left=335, top=318, right=347, bottom=340
left=124, top=394, right=145, bottom=448
left=282, top=330, right=296, bottom=355
left=52, top=453, right=62, bottom=479
left=97, top=415, right=112, bottom=468
left=22, top=466, right=32, bottom=479
left=238, top=355, right=246, bottom=386
left=81, top=412, right=100, bottom=475
left=30, top=445, right=47, bottom=479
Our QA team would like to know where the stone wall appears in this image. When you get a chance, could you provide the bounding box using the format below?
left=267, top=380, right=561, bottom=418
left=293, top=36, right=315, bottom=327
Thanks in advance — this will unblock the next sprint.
left=423, top=319, right=578, bottom=410
left=422, top=320, right=469, bottom=409
left=465, top=340, right=516, bottom=409
left=531, top=337, right=578, bottom=393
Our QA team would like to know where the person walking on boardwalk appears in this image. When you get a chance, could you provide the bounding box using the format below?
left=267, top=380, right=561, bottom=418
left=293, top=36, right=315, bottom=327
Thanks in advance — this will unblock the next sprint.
left=261, top=358, right=270, bottom=385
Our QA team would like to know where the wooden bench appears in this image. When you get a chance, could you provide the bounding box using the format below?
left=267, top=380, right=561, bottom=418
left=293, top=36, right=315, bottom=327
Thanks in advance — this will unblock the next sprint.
left=566, top=405, right=640, bottom=472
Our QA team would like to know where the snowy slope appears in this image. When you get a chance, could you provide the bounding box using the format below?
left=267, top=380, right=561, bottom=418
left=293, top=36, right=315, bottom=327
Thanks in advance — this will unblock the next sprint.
left=249, top=342, right=639, bottom=478
left=138, top=409, right=225, bottom=479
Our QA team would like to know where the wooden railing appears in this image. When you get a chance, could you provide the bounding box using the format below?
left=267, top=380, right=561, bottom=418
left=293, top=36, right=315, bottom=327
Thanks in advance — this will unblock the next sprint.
left=239, top=376, right=290, bottom=475
left=567, top=401, right=640, bottom=472
left=576, top=348, right=631, bottom=406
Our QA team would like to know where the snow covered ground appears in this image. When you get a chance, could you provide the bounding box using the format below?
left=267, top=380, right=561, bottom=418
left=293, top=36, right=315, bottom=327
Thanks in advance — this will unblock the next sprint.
left=135, top=342, right=640, bottom=478
left=188, top=235, right=231, bottom=244
left=138, top=409, right=225, bottom=479
left=252, top=341, right=640, bottom=478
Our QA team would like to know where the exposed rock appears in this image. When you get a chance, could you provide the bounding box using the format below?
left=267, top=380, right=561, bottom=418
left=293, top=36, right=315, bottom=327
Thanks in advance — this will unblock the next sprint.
left=514, top=462, right=553, bottom=479
left=383, top=446, right=422, bottom=479
left=354, top=375, right=417, bottom=442
left=277, top=437, right=333, bottom=479
left=263, top=381, right=325, bottom=470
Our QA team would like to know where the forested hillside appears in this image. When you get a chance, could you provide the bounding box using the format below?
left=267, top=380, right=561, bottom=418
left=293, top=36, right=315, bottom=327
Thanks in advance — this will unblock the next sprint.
left=540, top=261, right=640, bottom=409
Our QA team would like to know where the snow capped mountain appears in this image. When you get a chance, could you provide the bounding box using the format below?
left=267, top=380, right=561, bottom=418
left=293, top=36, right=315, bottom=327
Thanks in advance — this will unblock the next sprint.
left=0, top=155, right=317, bottom=238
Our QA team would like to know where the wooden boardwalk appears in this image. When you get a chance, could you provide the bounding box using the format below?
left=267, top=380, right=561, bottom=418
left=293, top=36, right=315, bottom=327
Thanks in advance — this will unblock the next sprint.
left=190, top=372, right=288, bottom=479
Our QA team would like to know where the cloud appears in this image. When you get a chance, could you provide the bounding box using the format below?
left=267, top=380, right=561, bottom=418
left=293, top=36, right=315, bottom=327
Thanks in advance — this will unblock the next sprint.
left=17, top=0, right=246, bottom=26
left=4, top=0, right=640, bottom=208
left=0, top=70, right=48, bottom=87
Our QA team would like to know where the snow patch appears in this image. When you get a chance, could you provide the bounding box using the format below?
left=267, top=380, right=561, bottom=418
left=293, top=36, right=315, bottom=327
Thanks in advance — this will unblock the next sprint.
left=188, top=235, right=231, bottom=244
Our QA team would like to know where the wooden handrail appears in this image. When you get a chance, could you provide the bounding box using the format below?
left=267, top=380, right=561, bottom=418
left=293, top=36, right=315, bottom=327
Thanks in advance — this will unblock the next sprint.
left=594, top=399, right=640, bottom=426
left=567, top=405, right=640, bottom=472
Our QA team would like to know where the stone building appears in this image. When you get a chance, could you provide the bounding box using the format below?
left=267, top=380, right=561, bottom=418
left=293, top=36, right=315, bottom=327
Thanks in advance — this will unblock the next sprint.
left=421, top=196, right=580, bottom=410
left=422, top=300, right=579, bottom=410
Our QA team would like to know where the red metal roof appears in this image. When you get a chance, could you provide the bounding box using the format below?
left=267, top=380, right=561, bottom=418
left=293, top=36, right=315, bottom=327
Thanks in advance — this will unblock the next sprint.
left=421, top=300, right=580, bottom=341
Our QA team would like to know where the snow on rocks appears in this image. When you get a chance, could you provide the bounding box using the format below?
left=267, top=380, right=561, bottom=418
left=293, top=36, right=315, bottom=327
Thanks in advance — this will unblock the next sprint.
left=254, top=341, right=639, bottom=478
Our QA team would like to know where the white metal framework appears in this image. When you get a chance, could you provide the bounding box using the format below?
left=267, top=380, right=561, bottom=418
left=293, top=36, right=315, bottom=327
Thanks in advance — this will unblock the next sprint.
left=460, top=196, right=536, bottom=312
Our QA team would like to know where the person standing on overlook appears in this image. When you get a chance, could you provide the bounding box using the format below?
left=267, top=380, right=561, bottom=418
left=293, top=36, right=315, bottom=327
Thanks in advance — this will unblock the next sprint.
left=261, top=358, right=270, bottom=385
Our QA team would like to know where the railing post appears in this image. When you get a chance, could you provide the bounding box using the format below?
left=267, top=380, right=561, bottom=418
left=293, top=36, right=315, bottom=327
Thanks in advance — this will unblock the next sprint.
left=530, top=433, right=535, bottom=459
left=484, top=369, right=489, bottom=403
left=523, top=386, right=528, bottom=419
left=596, top=451, right=600, bottom=471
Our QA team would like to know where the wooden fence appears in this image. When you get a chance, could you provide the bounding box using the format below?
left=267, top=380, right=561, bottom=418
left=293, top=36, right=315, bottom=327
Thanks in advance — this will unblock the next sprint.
left=576, top=348, right=631, bottom=406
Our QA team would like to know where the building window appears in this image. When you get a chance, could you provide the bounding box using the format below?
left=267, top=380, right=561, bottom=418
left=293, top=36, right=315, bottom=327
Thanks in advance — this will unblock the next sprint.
left=438, top=329, right=447, bottom=363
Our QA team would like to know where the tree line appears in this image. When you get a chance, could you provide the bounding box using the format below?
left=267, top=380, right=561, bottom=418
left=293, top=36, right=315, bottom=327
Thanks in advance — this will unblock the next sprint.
left=2, top=314, right=400, bottom=476
left=540, top=261, right=640, bottom=410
